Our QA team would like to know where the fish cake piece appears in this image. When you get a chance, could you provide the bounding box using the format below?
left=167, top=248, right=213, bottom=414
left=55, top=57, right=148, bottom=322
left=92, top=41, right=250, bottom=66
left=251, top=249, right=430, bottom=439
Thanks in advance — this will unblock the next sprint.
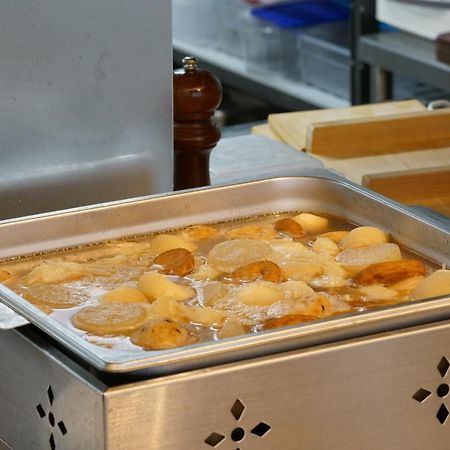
left=231, top=260, right=282, bottom=283
left=131, top=317, right=197, bottom=350
left=274, top=218, right=305, bottom=239
left=353, top=259, right=426, bottom=286
left=72, top=303, right=148, bottom=335
left=154, top=248, right=195, bottom=276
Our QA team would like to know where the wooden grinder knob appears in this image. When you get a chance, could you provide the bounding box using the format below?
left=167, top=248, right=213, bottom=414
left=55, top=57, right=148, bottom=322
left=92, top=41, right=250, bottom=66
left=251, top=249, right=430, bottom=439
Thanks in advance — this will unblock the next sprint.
left=173, top=56, right=222, bottom=190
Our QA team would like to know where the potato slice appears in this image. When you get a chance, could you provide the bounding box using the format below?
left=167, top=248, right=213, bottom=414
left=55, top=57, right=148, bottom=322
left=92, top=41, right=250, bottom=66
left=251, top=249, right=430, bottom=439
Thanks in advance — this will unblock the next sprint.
left=187, top=263, right=221, bottom=281
left=353, top=259, right=426, bottom=286
left=101, top=287, right=149, bottom=304
left=359, top=284, right=399, bottom=301
left=319, top=231, right=349, bottom=244
left=279, top=281, right=315, bottom=300
left=217, top=319, right=247, bottom=339
left=138, top=272, right=195, bottom=302
left=312, top=237, right=340, bottom=257
left=225, top=225, right=279, bottom=240
left=281, top=261, right=323, bottom=283
left=131, top=317, right=196, bottom=350
left=72, top=303, right=148, bottom=335
left=236, top=281, right=284, bottom=306
left=293, top=295, right=333, bottom=317
left=22, top=261, right=86, bottom=285
left=292, top=213, right=328, bottom=234
left=340, top=226, right=388, bottom=250
left=208, top=239, right=272, bottom=273
left=411, top=269, right=450, bottom=300
left=149, top=297, right=188, bottom=322
left=336, top=243, right=402, bottom=273
left=184, top=305, right=226, bottom=326
left=150, top=234, right=196, bottom=255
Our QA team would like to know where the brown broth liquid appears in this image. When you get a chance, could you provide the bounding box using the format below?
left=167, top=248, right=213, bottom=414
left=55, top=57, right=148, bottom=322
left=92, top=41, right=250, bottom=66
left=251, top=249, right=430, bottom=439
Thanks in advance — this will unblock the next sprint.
left=0, top=213, right=438, bottom=352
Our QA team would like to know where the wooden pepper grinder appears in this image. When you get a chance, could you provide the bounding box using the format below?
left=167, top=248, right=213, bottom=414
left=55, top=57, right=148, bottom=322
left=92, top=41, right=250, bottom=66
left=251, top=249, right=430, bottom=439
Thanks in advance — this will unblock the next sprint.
left=173, top=56, right=222, bottom=190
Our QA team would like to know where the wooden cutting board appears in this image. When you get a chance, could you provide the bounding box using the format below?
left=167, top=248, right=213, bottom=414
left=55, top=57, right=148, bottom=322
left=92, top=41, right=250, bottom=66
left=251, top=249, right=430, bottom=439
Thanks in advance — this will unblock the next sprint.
left=268, top=99, right=426, bottom=151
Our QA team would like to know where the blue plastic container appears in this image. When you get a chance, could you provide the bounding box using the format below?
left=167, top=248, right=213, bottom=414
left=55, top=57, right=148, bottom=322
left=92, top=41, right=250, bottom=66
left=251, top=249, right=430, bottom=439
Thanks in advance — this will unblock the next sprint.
left=251, top=1, right=349, bottom=29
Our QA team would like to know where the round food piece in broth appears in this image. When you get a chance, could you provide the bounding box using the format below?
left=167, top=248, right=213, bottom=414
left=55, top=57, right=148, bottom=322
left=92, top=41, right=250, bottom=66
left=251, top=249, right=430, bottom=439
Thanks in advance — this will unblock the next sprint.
left=23, top=285, right=88, bottom=309
left=150, top=234, right=197, bottom=255
left=154, top=248, right=195, bottom=276
left=274, top=218, right=305, bottom=239
left=208, top=239, right=273, bottom=273
left=131, top=317, right=196, bottom=350
left=225, top=225, right=279, bottom=240
left=292, top=213, right=329, bottom=234
left=340, top=226, right=388, bottom=250
left=182, top=225, right=219, bottom=241
left=231, top=260, right=282, bottom=283
left=138, top=272, right=195, bottom=302
left=411, top=269, right=450, bottom=300
left=72, top=303, right=148, bottom=335
left=236, top=281, right=284, bottom=306
left=101, top=287, right=149, bottom=304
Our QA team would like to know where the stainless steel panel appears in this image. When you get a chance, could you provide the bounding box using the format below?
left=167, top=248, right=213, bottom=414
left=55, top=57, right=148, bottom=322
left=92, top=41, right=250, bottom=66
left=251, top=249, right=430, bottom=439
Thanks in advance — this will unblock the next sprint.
left=0, top=326, right=106, bottom=449
left=0, top=176, right=449, bottom=374
left=105, top=320, right=450, bottom=449
left=0, top=0, right=173, bottom=219
left=105, top=321, right=450, bottom=450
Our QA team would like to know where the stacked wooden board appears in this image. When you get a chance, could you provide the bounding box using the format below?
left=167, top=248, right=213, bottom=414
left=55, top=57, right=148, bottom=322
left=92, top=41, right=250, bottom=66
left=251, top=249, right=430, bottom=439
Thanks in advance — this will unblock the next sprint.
left=252, top=100, right=450, bottom=216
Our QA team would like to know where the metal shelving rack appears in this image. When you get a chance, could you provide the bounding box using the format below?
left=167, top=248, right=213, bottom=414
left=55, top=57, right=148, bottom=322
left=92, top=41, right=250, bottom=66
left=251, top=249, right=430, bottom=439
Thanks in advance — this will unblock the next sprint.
left=173, top=1, right=450, bottom=110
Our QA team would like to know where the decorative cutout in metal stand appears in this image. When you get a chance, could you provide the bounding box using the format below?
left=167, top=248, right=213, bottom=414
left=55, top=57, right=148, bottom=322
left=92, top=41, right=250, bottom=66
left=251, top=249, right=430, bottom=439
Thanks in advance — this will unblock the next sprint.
left=205, top=399, right=271, bottom=448
left=35, top=385, right=68, bottom=449
left=413, top=357, right=449, bottom=425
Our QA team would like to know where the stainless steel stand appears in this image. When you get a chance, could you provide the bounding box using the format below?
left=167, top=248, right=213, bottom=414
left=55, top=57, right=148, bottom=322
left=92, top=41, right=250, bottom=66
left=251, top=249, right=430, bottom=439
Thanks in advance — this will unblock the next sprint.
left=1, top=320, right=449, bottom=449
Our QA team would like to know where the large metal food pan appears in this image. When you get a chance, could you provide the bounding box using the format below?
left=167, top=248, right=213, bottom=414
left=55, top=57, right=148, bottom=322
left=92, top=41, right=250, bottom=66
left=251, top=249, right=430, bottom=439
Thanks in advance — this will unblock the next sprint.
left=0, top=175, right=449, bottom=375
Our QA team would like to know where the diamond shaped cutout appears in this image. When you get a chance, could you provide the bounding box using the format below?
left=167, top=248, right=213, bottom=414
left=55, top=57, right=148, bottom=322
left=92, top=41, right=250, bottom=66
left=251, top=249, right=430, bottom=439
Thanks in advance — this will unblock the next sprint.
left=205, top=432, right=225, bottom=447
left=251, top=422, right=271, bottom=437
left=436, top=403, right=449, bottom=425
left=47, top=386, right=54, bottom=406
left=231, top=399, right=245, bottom=421
left=413, top=388, right=432, bottom=403
left=438, top=357, right=449, bottom=378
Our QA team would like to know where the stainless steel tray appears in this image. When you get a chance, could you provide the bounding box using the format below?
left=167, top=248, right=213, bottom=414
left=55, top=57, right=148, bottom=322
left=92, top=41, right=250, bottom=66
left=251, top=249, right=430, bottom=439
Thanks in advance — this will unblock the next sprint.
left=0, top=175, right=449, bottom=375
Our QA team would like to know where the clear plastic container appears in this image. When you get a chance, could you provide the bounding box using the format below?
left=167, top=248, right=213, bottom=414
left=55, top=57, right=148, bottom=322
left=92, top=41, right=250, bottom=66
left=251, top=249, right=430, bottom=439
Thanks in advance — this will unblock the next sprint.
left=297, top=21, right=351, bottom=98
left=172, top=0, right=219, bottom=47
left=217, top=0, right=251, bottom=57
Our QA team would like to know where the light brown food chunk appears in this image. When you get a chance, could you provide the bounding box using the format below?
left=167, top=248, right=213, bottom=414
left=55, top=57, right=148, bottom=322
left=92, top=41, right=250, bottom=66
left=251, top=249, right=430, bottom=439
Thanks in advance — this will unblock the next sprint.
left=353, top=259, right=427, bottom=286
left=0, top=269, right=11, bottom=282
left=274, top=218, right=305, bottom=239
left=72, top=304, right=148, bottom=335
left=319, top=231, right=349, bottom=244
left=231, top=260, right=282, bottom=283
left=411, top=269, right=450, bottom=300
left=264, top=314, right=315, bottom=330
left=182, top=225, right=219, bottom=240
left=154, top=248, right=195, bottom=276
left=225, top=225, right=279, bottom=240
left=131, top=317, right=196, bottom=350
left=101, top=287, right=149, bottom=304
